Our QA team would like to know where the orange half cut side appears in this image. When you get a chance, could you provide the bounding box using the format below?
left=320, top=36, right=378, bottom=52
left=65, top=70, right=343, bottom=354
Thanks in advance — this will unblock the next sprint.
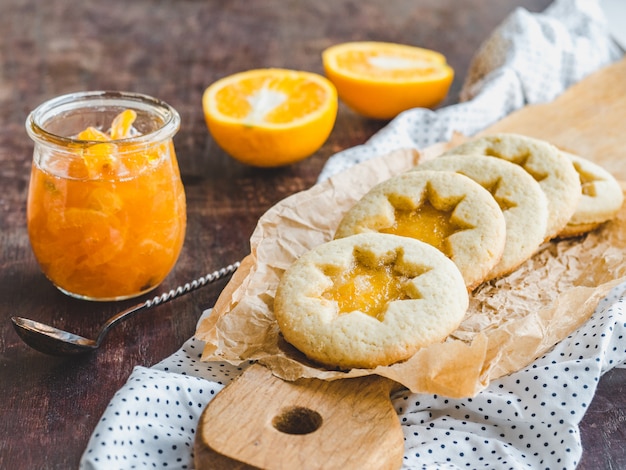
left=323, top=41, right=454, bottom=119
left=202, top=68, right=338, bottom=167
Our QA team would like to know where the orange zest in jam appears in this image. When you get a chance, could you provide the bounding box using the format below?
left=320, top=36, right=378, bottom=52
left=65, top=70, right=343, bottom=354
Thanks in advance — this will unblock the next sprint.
left=110, top=109, right=137, bottom=139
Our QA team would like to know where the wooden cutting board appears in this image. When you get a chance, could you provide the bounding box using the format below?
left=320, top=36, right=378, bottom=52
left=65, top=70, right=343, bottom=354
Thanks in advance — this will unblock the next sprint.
left=195, top=364, right=404, bottom=470
left=194, top=57, right=626, bottom=470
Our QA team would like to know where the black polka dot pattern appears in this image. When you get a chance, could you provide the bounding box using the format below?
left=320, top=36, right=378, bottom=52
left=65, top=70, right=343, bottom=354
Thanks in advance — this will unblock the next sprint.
left=317, top=0, right=622, bottom=183
left=80, top=3, right=625, bottom=469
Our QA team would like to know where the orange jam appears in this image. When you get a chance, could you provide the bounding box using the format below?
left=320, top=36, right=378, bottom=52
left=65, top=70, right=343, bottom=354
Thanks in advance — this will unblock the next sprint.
left=380, top=201, right=457, bottom=253
left=322, top=261, right=409, bottom=321
left=26, top=102, right=186, bottom=300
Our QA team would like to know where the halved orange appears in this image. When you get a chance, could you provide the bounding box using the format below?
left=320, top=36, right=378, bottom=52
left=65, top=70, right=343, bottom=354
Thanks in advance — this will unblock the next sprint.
left=202, top=68, right=338, bottom=167
left=322, top=41, right=454, bottom=119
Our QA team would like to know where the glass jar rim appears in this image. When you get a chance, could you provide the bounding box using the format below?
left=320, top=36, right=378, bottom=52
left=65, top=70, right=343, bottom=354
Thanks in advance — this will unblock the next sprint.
left=25, top=90, right=181, bottom=149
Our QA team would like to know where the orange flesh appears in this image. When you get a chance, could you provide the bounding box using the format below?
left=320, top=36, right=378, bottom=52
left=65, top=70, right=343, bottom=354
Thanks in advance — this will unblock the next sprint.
left=380, top=202, right=456, bottom=253
left=322, top=262, right=409, bottom=321
left=334, top=50, right=443, bottom=80
left=27, top=113, right=186, bottom=299
left=214, top=75, right=328, bottom=124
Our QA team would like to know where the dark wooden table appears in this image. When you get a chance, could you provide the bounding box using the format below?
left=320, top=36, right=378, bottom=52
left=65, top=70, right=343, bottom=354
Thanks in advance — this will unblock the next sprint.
left=1, top=1, right=624, bottom=468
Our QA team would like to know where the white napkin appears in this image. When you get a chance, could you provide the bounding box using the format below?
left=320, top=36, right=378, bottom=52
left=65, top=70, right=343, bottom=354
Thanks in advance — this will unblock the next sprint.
left=80, top=1, right=625, bottom=469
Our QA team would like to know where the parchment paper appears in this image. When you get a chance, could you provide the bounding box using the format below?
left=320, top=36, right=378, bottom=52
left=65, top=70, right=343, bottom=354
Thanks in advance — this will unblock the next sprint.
left=196, top=146, right=626, bottom=398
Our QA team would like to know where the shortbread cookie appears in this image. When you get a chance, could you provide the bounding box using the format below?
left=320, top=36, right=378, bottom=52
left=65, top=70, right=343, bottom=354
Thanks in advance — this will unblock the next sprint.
left=443, top=133, right=580, bottom=240
left=557, top=151, right=624, bottom=238
left=335, top=170, right=506, bottom=290
left=274, top=233, right=469, bottom=369
left=412, top=154, right=548, bottom=280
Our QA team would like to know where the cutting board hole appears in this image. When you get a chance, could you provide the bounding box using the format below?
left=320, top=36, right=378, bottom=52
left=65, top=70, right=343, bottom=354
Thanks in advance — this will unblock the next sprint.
left=272, top=406, right=323, bottom=435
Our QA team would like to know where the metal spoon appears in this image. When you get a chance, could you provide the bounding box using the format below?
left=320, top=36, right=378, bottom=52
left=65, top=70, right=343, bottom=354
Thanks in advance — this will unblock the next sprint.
left=11, top=261, right=240, bottom=356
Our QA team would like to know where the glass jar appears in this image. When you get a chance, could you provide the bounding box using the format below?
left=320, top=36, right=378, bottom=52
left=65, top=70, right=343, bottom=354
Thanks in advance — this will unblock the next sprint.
left=25, top=91, right=187, bottom=301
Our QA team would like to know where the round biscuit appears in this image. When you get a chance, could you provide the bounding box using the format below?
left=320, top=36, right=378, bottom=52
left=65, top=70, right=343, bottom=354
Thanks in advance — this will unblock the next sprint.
left=442, top=133, right=581, bottom=240
left=412, top=154, right=548, bottom=280
left=334, top=170, right=506, bottom=290
left=274, top=233, right=469, bottom=369
left=558, top=151, right=624, bottom=237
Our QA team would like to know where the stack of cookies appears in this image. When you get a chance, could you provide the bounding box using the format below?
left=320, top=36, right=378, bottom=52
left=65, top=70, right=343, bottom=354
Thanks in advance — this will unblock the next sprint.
left=274, top=133, right=623, bottom=370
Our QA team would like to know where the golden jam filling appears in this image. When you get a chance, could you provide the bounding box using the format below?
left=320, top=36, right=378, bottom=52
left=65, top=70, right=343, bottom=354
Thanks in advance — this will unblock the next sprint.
left=322, top=262, right=409, bottom=321
left=380, top=201, right=456, bottom=253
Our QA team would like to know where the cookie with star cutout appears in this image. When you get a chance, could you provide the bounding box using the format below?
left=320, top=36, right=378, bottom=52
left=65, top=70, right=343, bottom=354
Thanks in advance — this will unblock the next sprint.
left=274, top=232, right=469, bottom=369
left=557, top=151, right=624, bottom=238
left=442, top=133, right=581, bottom=240
left=412, top=154, right=548, bottom=280
left=334, top=170, right=507, bottom=290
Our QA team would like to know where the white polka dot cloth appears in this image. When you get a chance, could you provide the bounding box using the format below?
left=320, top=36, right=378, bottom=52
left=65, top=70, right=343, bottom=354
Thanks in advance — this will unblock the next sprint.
left=80, top=1, right=625, bottom=469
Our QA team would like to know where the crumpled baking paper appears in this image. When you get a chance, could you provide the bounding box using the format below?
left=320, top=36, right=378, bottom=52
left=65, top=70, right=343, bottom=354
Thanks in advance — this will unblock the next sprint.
left=196, top=145, right=626, bottom=397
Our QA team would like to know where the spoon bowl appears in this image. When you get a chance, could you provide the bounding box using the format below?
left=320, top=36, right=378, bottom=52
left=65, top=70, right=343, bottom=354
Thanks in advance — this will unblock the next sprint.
left=11, top=262, right=240, bottom=356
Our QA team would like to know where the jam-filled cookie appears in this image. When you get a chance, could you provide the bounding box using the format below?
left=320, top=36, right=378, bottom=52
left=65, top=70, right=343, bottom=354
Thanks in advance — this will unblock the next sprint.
left=442, top=133, right=580, bottom=240
left=412, top=154, right=548, bottom=280
left=274, top=233, right=469, bottom=369
left=557, top=151, right=624, bottom=238
left=335, top=170, right=506, bottom=290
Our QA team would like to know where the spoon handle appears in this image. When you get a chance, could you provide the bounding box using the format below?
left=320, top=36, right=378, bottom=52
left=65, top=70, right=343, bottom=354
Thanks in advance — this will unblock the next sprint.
left=96, top=262, right=240, bottom=345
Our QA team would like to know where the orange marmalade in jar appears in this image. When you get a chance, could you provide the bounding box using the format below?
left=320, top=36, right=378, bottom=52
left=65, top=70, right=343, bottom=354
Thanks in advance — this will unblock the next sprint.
left=25, top=91, right=186, bottom=301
